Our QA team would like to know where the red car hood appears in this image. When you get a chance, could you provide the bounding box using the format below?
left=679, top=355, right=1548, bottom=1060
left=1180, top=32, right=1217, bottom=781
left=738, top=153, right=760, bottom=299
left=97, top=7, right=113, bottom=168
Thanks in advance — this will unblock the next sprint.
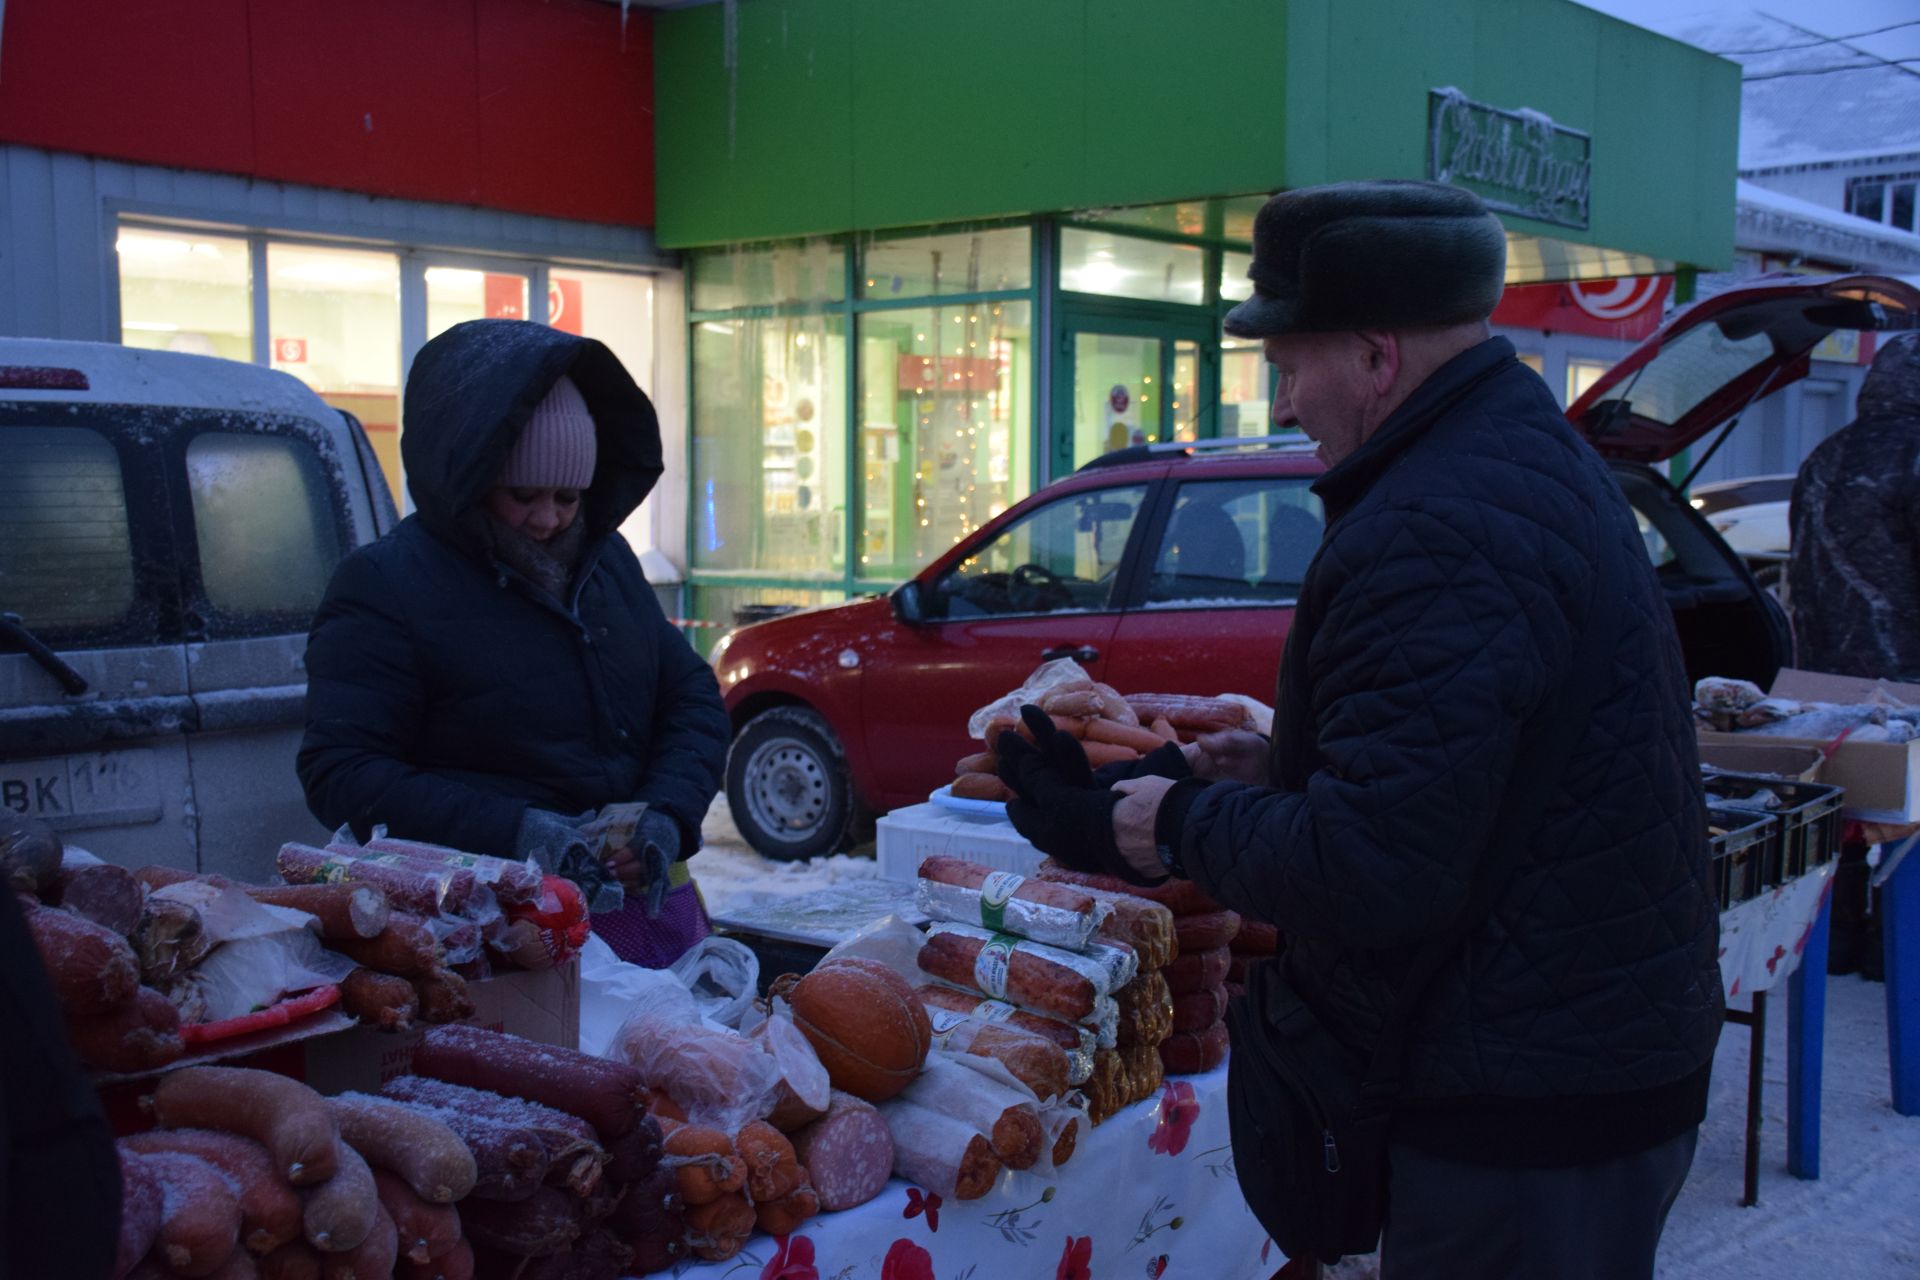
left=1567, top=273, right=1920, bottom=465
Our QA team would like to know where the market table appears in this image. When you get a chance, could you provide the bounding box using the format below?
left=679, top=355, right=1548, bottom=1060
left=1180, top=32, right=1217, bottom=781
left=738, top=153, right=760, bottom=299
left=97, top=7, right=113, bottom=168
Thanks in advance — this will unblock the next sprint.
left=1716, top=863, right=1836, bottom=1203
left=664, top=1061, right=1275, bottom=1280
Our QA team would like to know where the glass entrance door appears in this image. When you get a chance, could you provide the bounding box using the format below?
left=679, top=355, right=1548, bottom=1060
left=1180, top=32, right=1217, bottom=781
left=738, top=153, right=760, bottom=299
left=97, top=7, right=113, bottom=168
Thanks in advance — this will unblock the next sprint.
left=1056, top=317, right=1215, bottom=474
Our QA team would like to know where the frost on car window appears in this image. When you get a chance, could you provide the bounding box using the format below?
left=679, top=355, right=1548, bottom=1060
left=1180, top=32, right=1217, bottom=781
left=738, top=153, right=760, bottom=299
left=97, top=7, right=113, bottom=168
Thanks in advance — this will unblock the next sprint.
left=0, top=426, right=136, bottom=630
left=187, top=433, right=340, bottom=618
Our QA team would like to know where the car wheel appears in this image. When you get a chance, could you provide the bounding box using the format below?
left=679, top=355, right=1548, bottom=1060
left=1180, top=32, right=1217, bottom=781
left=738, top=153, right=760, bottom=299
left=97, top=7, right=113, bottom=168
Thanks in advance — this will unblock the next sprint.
left=726, top=706, right=855, bottom=862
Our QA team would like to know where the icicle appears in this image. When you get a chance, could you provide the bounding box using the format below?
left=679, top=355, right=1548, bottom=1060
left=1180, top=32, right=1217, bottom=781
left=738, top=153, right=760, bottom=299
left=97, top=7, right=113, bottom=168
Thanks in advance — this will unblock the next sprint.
left=725, top=0, right=740, bottom=159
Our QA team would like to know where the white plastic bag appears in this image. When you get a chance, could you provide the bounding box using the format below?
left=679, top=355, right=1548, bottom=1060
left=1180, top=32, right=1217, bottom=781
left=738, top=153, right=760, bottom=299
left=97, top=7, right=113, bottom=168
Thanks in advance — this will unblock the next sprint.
left=578, top=932, right=699, bottom=1058
left=668, top=935, right=761, bottom=1029
left=965, top=657, right=1095, bottom=741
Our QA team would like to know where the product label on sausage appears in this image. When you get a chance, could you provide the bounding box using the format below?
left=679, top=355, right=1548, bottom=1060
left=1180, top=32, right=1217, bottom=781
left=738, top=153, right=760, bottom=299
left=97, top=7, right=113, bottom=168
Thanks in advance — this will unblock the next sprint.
left=926, top=1008, right=971, bottom=1048
left=969, top=997, right=1014, bottom=1024
left=974, top=933, right=1017, bottom=999
left=978, top=871, right=1024, bottom=932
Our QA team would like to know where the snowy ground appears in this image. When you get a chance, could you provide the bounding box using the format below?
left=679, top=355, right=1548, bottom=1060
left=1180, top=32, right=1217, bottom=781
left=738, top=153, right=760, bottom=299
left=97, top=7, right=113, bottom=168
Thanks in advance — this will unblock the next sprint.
left=690, top=796, right=1920, bottom=1279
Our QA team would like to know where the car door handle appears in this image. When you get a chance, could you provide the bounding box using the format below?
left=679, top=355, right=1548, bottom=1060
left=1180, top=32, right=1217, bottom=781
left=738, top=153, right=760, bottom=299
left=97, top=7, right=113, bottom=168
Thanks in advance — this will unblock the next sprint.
left=1040, top=645, right=1100, bottom=663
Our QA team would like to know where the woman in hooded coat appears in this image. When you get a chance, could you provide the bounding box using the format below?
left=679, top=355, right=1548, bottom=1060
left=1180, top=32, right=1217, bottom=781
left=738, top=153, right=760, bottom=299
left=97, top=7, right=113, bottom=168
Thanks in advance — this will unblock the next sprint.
left=297, top=319, right=729, bottom=967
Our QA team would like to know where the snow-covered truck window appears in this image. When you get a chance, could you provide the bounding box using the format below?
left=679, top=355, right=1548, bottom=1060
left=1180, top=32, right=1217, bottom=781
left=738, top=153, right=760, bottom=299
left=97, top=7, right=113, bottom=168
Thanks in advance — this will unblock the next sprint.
left=0, top=426, right=137, bottom=633
left=185, top=433, right=341, bottom=623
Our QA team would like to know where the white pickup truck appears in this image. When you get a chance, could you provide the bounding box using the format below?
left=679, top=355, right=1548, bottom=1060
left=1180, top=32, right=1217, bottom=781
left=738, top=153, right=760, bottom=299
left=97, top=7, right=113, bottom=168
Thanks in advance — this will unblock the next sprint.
left=0, top=339, right=396, bottom=879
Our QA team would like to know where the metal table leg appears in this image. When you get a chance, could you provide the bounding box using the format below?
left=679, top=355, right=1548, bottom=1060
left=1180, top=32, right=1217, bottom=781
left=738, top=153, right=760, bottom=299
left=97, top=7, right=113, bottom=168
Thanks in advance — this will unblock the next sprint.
left=1744, top=990, right=1765, bottom=1206
left=1787, top=886, right=1832, bottom=1178
left=1888, top=849, right=1920, bottom=1116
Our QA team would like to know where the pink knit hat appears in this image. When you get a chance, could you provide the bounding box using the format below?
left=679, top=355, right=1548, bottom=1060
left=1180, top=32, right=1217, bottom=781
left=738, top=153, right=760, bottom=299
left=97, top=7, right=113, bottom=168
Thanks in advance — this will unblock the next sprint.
left=498, top=375, right=597, bottom=489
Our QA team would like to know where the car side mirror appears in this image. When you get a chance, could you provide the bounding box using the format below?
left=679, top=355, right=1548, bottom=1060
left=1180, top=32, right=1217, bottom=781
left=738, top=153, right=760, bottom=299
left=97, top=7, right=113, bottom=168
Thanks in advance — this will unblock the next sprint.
left=892, top=580, right=927, bottom=625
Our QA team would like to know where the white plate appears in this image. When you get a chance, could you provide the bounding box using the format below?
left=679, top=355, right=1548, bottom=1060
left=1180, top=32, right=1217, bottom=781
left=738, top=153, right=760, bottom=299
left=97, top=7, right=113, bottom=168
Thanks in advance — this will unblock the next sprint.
left=929, top=784, right=1010, bottom=818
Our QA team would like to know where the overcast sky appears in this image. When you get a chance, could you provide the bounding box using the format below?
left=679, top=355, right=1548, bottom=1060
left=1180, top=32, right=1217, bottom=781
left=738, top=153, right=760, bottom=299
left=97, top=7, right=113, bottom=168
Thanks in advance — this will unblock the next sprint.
left=1575, top=0, right=1920, bottom=61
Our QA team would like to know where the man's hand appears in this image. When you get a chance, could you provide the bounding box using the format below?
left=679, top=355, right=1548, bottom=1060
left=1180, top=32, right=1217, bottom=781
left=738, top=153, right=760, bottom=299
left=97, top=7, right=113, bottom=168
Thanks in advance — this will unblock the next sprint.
left=997, top=706, right=1164, bottom=885
left=1112, top=774, right=1178, bottom=882
left=1187, top=730, right=1270, bottom=785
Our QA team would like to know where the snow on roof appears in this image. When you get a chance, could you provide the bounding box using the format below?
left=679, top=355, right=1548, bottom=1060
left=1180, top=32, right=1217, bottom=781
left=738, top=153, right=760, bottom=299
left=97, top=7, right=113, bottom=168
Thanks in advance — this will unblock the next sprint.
left=1599, top=9, right=1920, bottom=173
left=1737, top=178, right=1920, bottom=271
left=0, top=337, right=339, bottom=421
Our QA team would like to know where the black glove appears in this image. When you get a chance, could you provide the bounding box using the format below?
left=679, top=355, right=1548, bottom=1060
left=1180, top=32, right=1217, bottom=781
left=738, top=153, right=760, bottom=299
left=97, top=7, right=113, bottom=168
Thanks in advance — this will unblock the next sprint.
left=1090, top=739, right=1192, bottom=789
left=996, top=705, right=1163, bottom=886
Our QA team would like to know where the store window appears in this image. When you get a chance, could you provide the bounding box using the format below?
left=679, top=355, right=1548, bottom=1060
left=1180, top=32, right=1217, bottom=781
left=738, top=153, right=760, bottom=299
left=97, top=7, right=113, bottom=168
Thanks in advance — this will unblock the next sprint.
left=691, top=314, right=847, bottom=576
left=1220, top=250, right=1254, bottom=302
left=693, top=241, right=846, bottom=312
left=859, top=227, right=1030, bottom=299
left=856, top=303, right=1032, bottom=579
left=0, top=426, right=135, bottom=635
left=117, top=228, right=251, bottom=362
left=1221, top=337, right=1270, bottom=438
left=267, top=244, right=403, bottom=502
left=1059, top=228, right=1206, bottom=305
left=426, top=268, right=530, bottom=340
left=1073, top=334, right=1161, bottom=460
left=1566, top=358, right=1612, bottom=407
left=185, top=433, right=342, bottom=625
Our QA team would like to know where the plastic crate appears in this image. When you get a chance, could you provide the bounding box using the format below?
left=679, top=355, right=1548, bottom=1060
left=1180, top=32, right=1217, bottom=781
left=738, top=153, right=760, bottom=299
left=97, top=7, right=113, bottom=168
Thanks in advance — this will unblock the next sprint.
left=875, top=801, right=1043, bottom=883
left=1706, top=804, right=1775, bottom=910
left=1703, top=771, right=1846, bottom=883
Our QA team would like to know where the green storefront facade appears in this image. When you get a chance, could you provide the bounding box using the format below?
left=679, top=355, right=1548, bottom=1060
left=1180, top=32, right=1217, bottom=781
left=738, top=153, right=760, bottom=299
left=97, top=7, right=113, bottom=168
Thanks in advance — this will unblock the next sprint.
left=654, top=0, right=1739, bottom=635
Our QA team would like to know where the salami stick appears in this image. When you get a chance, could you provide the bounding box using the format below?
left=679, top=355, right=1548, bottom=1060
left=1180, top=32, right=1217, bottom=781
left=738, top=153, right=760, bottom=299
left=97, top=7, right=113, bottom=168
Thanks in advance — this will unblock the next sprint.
left=917, top=924, right=1116, bottom=1022
left=276, top=844, right=452, bottom=915
left=246, top=885, right=390, bottom=940
left=900, top=1058, right=1043, bottom=1170
left=363, top=837, right=542, bottom=906
left=878, top=1098, right=1001, bottom=1201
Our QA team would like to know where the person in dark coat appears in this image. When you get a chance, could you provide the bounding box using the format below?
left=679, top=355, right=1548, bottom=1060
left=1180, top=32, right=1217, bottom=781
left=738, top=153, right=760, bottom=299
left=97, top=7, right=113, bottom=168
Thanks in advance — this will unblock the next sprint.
left=999, top=182, right=1721, bottom=1279
left=1789, top=333, right=1920, bottom=676
left=1787, top=332, right=1920, bottom=977
left=0, top=883, right=121, bottom=1279
left=298, top=319, right=729, bottom=967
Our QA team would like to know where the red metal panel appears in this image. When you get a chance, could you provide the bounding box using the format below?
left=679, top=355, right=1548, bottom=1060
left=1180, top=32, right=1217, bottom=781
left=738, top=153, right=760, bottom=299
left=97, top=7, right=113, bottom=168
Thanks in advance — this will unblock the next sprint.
left=246, top=0, right=481, bottom=203
left=474, top=0, right=655, bottom=227
left=0, top=0, right=255, bottom=172
left=0, top=0, right=655, bottom=229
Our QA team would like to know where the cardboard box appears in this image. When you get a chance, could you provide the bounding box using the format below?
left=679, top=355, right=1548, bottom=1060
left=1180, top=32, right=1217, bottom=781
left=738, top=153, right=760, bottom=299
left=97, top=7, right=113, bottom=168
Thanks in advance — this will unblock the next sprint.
left=1697, top=741, right=1825, bottom=783
left=1696, top=668, right=1920, bottom=822
left=302, top=959, right=581, bottom=1096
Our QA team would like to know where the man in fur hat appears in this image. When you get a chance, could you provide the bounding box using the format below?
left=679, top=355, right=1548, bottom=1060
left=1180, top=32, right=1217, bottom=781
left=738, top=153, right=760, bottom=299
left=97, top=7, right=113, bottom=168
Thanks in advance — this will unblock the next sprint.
left=999, top=181, right=1719, bottom=1278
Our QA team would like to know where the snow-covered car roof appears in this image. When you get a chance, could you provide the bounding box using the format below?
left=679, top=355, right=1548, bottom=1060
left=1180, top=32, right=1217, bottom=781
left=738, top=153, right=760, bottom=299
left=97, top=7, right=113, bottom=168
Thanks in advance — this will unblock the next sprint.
left=0, top=336, right=339, bottom=421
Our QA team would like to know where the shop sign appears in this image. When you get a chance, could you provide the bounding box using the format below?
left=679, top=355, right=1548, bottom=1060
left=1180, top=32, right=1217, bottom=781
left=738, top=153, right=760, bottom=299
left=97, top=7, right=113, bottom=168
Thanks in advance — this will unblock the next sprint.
left=1109, top=384, right=1130, bottom=414
left=274, top=337, right=308, bottom=363
left=1490, top=275, right=1671, bottom=341
left=1428, top=88, right=1591, bottom=230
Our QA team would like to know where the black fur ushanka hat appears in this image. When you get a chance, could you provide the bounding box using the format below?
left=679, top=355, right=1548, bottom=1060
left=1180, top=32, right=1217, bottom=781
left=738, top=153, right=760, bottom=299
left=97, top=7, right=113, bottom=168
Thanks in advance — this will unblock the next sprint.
left=1224, top=180, right=1507, bottom=338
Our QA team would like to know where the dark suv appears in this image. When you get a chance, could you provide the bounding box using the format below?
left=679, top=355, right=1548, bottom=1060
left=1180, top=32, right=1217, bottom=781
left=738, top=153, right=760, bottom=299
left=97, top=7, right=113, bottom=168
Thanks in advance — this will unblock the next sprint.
left=713, top=274, right=1920, bottom=859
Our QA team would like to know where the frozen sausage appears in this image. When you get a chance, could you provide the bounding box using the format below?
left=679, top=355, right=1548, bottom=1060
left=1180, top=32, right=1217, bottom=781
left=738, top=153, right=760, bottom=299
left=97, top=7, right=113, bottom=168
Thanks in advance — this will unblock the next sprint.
left=27, top=903, right=139, bottom=1015
left=340, top=968, right=417, bottom=1033
left=123, top=1128, right=302, bottom=1256
left=411, top=1024, right=648, bottom=1139
left=302, top=1138, right=379, bottom=1253
left=151, top=1066, right=340, bottom=1187
left=329, top=1093, right=477, bottom=1204
left=140, top=1150, right=242, bottom=1277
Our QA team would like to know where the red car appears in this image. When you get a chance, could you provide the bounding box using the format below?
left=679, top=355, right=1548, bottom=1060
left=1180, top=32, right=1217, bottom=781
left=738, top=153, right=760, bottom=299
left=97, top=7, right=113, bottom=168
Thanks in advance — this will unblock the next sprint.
left=714, top=274, right=1916, bottom=859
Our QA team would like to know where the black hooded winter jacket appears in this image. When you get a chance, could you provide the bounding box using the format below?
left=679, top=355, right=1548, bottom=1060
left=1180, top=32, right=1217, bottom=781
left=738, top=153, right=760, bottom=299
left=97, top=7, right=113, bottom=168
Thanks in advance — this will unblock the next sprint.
left=1158, top=338, right=1724, bottom=1166
left=298, top=321, right=728, bottom=858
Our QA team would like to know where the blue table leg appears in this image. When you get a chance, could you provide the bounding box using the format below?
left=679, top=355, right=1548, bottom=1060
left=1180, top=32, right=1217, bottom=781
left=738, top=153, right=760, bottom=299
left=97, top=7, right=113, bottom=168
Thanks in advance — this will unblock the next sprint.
left=1888, top=849, right=1920, bottom=1116
left=1787, top=885, right=1832, bottom=1178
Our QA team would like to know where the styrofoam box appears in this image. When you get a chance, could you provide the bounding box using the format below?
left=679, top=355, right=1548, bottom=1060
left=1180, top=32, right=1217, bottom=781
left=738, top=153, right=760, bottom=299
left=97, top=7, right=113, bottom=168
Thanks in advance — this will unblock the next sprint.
left=876, top=801, right=1046, bottom=883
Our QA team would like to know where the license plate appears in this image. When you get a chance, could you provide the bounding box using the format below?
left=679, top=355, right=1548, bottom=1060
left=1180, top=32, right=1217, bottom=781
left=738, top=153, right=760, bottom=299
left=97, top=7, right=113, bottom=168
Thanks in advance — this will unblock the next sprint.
left=0, top=749, right=162, bottom=829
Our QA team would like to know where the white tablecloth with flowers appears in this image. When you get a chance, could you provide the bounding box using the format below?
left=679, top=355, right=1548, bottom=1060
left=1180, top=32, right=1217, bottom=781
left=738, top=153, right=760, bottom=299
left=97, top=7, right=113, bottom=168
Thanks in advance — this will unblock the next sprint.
left=660, top=1062, right=1274, bottom=1280
left=1717, top=863, right=1835, bottom=1000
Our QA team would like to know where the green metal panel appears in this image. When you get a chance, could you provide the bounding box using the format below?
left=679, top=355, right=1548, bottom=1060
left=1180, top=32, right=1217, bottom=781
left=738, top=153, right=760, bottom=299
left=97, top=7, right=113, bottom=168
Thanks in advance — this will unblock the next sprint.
left=656, top=0, right=1740, bottom=266
left=654, top=0, right=856, bottom=247
left=848, top=0, right=1085, bottom=230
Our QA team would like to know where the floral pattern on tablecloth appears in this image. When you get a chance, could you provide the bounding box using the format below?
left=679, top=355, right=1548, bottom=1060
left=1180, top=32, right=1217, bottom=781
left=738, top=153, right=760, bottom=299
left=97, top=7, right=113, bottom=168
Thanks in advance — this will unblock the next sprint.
left=1717, top=863, right=1834, bottom=999
left=663, top=1061, right=1272, bottom=1279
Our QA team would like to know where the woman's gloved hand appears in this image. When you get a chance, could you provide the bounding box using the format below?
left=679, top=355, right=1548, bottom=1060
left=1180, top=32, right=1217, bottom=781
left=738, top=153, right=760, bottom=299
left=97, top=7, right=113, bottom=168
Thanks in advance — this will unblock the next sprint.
left=516, top=807, right=625, bottom=913
left=603, top=809, right=681, bottom=918
left=996, top=705, right=1166, bottom=886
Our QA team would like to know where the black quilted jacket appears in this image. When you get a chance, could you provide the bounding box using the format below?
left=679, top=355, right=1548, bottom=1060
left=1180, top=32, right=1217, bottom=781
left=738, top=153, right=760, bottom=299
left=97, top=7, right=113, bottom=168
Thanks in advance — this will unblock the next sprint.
left=1161, top=338, right=1723, bottom=1166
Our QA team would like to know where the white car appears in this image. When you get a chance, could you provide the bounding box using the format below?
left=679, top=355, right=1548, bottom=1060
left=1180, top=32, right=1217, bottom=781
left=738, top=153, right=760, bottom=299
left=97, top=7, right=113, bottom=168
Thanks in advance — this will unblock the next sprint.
left=1688, top=474, right=1793, bottom=590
